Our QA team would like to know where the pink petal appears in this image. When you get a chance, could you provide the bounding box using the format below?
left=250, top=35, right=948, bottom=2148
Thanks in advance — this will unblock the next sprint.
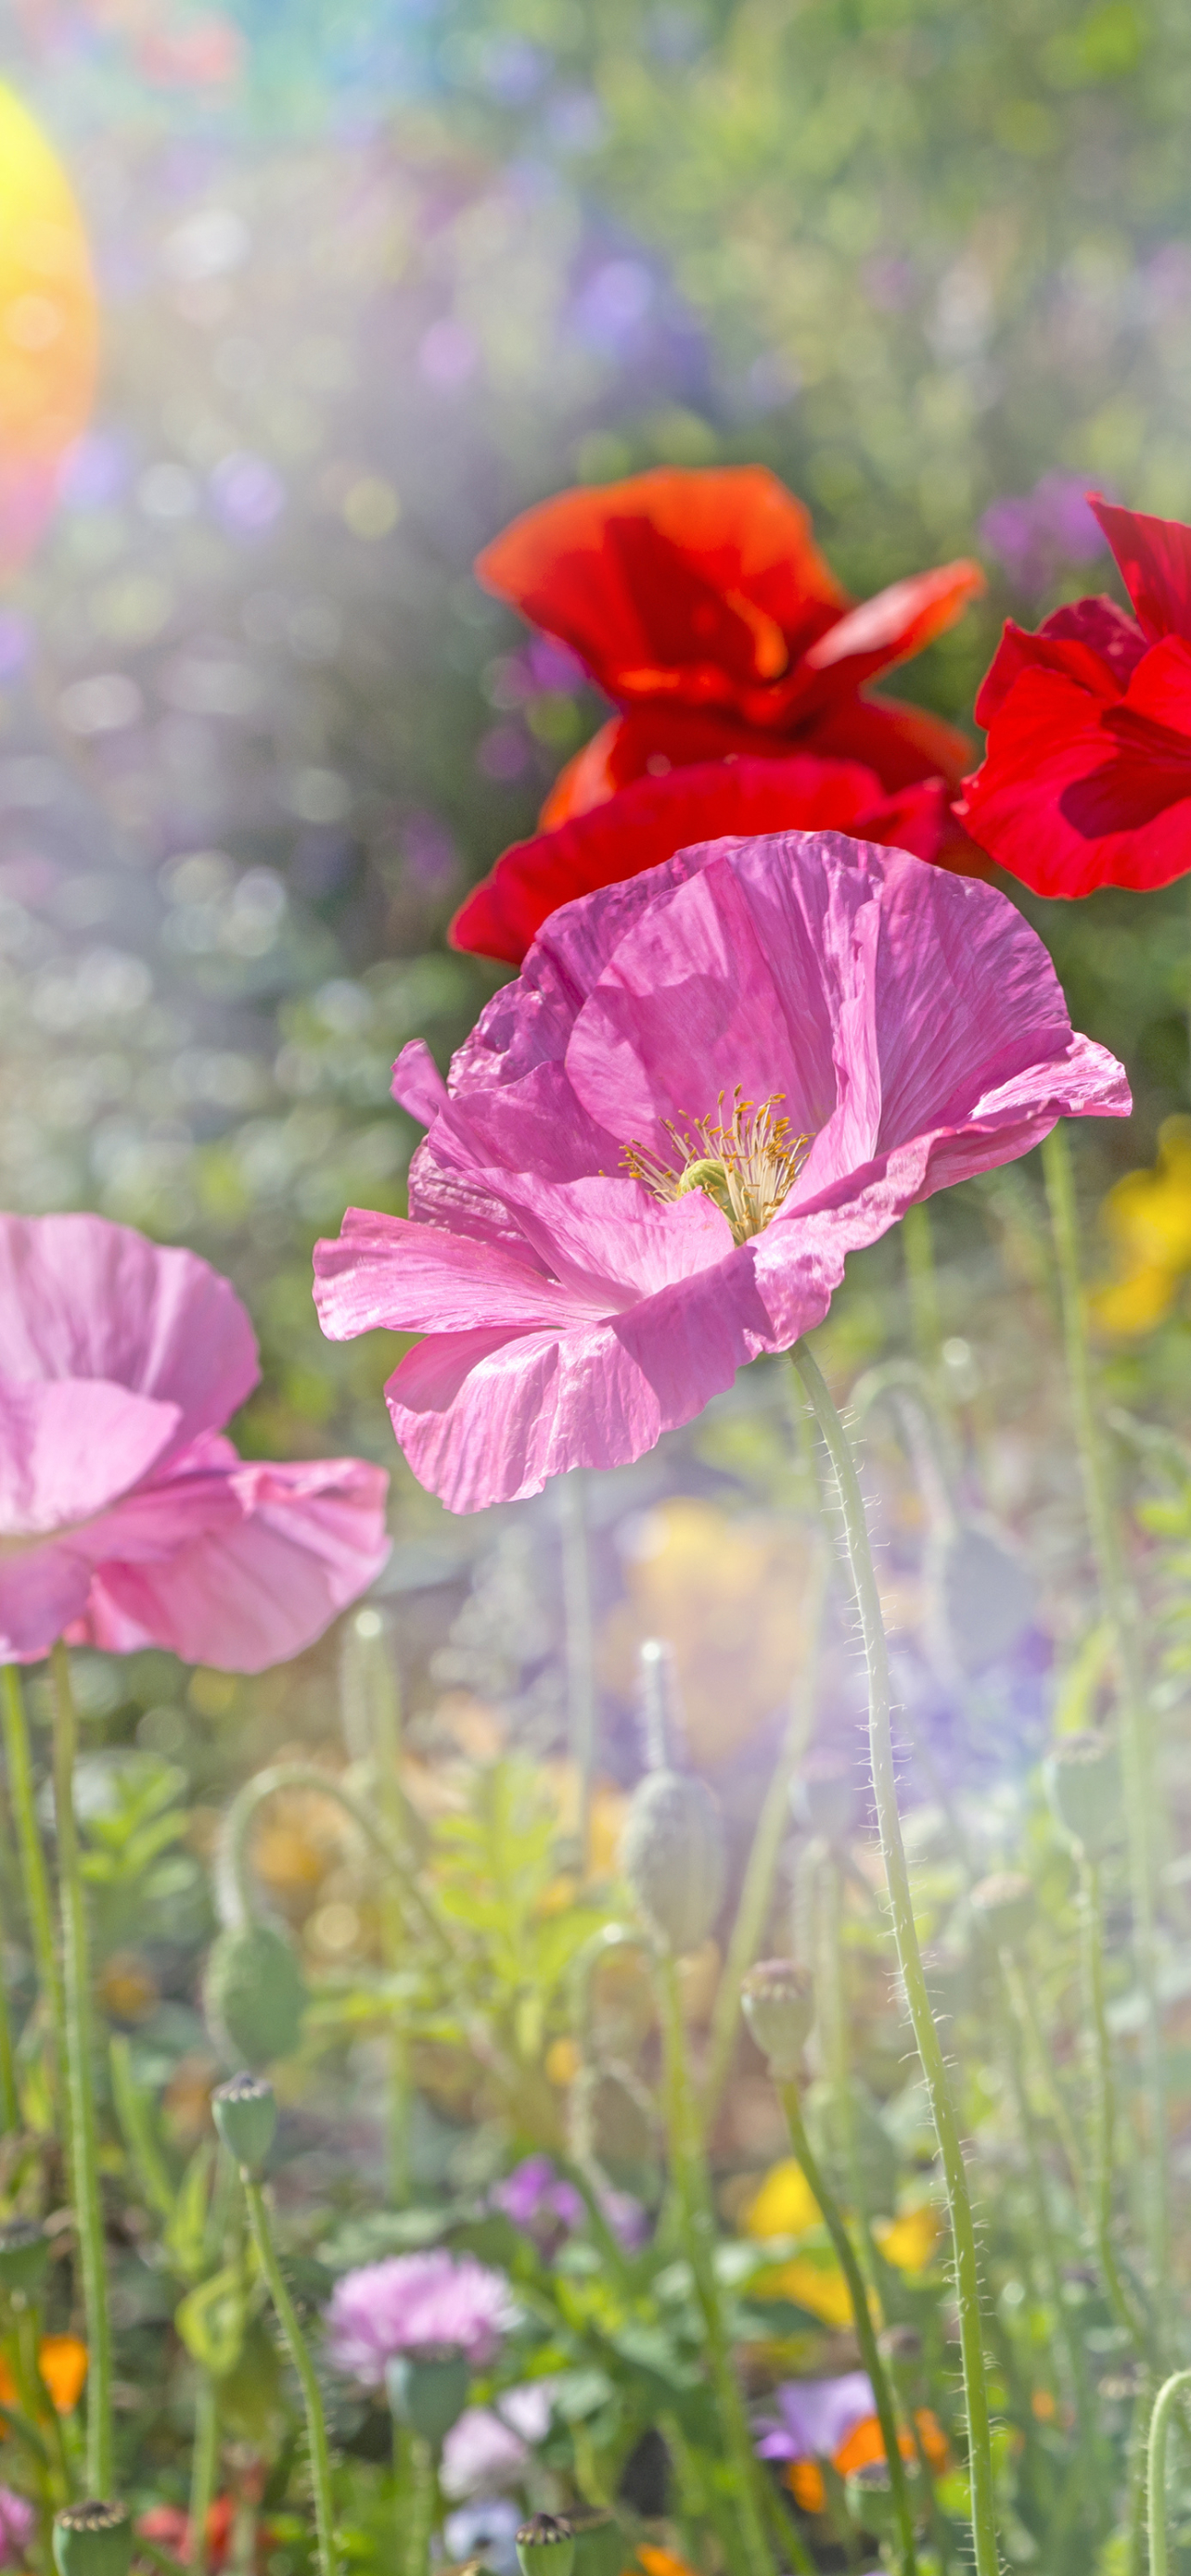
left=0, top=1215, right=259, bottom=1464
left=391, top=1039, right=450, bottom=1126
left=0, top=1542, right=96, bottom=1662
left=314, top=1208, right=611, bottom=1335
left=0, top=1378, right=180, bottom=1537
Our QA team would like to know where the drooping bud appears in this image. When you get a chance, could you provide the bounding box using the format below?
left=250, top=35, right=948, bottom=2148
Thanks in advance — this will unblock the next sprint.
left=385, top=2344, right=470, bottom=2449
left=516, top=2516, right=575, bottom=2576
left=1044, top=1732, right=1122, bottom=1861
left=969, top=1870, right=1035, bottom=1950
left=204, top=1919, right=308, bottom=2069
left=740, top=1959, right=814, bottom=2076
left=791, top=1753, right=855, bottom=1845
left=211, top=2071, right=277, bottom=2174
left=620, top=1770, right=725, bottom=1955
left=0, top=2217, right=50, bottom=2295
left=53, top=2503, right=133, bottom=2576
left=566, top=2507, right=623, bottom=2576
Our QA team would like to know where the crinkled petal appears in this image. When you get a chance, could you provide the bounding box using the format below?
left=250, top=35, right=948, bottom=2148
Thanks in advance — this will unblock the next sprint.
left=802, top=560, right=985, bottom=690
left=962, top=653, right=1191, bottom=895
left=314, top=1207, right=604, bottom=1334
left=0, top=1378, right=180, bottom=1537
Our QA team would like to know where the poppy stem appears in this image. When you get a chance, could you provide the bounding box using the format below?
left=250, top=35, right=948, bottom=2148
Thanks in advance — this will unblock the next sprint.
left=1146, top=2370, right=1191, bottom=2576
left=1078, top=1855, right=1152, bottom=2356
left=188, top=2372, right=219, bottom=2576
left=653, top=1950, right=779, bottom=2576
left=557, top=1470, right=596, bottom=1876
left=775, top=2078, right=918, bottom=2576
left=240, top=2175, right=337, bottom=2576
left=48, top=1640, right=113, bottom=2498
left=1042, top=1119, right=1168, bottom=2348
left=788, top=1340, right=999, bottom=2576
left=1, top=1664, right=67, bottom=2088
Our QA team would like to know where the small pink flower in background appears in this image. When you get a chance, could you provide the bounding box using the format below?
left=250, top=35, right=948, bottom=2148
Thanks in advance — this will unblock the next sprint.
left=324, top=2250, right=515, bottom=2387
left=0, top=1213, right=390, bottom=1668
left=314, top=829, right=1129, bottom=1513
left=0, top=2485, right=36, bottom=2569
left=440, top=2383, right=556, bottom=2501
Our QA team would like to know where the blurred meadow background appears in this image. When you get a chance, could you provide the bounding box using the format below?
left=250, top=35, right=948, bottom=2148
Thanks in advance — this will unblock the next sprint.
left=6, top=0, right=1191, bottom=2394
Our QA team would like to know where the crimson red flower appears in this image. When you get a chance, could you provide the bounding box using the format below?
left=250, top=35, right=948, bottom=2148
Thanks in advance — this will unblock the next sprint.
left=475, top=465, right=984, bottom=817
left=960, top=495, right=1191, bottom=894
left=450, top=753, right=973, bottom=965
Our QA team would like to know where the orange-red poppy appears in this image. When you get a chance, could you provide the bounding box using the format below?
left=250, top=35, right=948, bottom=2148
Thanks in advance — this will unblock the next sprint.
left=0, top=2332, right=88, bottom=2415
left=784, top=2408, right=949, bottom=2514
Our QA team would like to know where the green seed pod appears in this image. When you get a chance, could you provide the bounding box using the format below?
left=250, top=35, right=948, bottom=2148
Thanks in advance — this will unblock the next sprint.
left=516, top=2517, right=575, bottom=2576
left=385, top=2344, right=470, bottom=2449
left=0, top=2217, right=50, bottom=2295
left=740, top=1958, right=815, bottom=2076
left=1044, top=1733, right=1122, bottom=1861
left=620, top=1769, right=726, bottom=1955
left=969, top=1870, right=1035, bottom=1950
left=566, top=2507, right=623, bottom=2576
left=211, top=2072, right=277, bottom=2175
left=53, top=2502, right=133, bottom=2576
left=791, top=1753, right=855, bottom=1845
left=204, top=1920, right=307, bottom=2068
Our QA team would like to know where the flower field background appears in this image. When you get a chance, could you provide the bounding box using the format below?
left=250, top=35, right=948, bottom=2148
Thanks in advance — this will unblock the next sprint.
left=5, top=6, right=1191, bottom=2576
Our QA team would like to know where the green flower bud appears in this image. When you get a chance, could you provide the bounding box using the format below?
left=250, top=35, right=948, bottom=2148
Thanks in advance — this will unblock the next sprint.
left=385, top=2344, right=469, bottom=2448
left=969, top=1870, right=1035, bottom=1950
left=0, top=2218, right=50, bottom=2295
left=844, top=2458, right=921, bottom=2536
left=1044, top=1733, right=1122, bottom=1861
left=211, top=2072, right=277, bottom=2174
left=566, top=2507, right=623, bottom=2576
left=53, top=2502, right=133, bottom=2576
left=204, top=1920, right=308, bottom=2068
left=516, top=2517, right=575, bottom=2576
left=791, top=1753, right=855, bottom=1844
left=740, top=1958, right=814, bottom=2076
left=620, top=1769, right=725, bottom=1955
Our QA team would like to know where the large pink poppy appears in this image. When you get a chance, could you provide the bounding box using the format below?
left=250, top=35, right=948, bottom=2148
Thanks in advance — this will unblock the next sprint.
left=0, top=1214, right=390, bottom=1667
left=314, top=831, right=1128, bottom=1513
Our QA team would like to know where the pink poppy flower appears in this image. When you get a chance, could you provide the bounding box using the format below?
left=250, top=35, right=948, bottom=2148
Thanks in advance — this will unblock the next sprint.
left=314, top=830, right=1128, bottom=1513
left=0, top=1213, right=390, bottom=1667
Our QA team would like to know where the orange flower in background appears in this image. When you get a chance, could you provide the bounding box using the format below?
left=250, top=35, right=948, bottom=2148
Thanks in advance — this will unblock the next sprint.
left=475, top=465, right=983, bottom=820
left=635, top=2549, right=701, bottom=2576
left=0, top=85, right=97, bottom=580
left=786, top=2410, right=949, bottom=2513
left=0, top=2333, right=88, bottom=2414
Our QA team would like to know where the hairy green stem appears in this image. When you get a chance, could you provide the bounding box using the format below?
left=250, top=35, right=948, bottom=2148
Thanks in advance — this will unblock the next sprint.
left=241, top=2175, right=336, bottom=2576
left=557, top=1472, right=596, bottom=1874
left=1044, top=1121, right=1167, bottom=2341
left=404, top=2430, right=435, bottom=2576
left=654, top=1949, right=777, bottom=2576
left=49, top=1640, right=112, bottom=2496
left=702, top=1539, right=828, bottom=2131
left=219, top=1760, right=452, bottom=1965
left=344, top=1614, right=412, bottom=2205
left=1, top=1665, right=65, bottom=2073
left=188, top=2373, right=220, bottom=2576
left=1079, top=1855, right=1151, bottom=2357
left=777, top=2080, right=917, bottom=2576
left=1146, top=2371, right=1191, bottom=2576
left=789, top=1339, right=999, bottom=2576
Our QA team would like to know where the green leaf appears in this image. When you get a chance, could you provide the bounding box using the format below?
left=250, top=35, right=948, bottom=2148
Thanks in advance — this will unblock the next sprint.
left=175, top=2264, right=247, bottom=2378
left=163, top=2143, right=214, bottom=2283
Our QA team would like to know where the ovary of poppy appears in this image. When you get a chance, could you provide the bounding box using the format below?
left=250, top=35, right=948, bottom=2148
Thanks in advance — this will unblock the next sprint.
left=0, top=86, right=97, bottom=580
left=314, top=830, right=1128, bottom=1515
left=961, top=496, right=1191, bottom=893
left=1090, top=1115, right=1191, bottom=1335
left=475, top=465, right=984, bottom=812
left=0, top=2332, right=88, bottom=2414
left=450, top=753, right=979, bottom=967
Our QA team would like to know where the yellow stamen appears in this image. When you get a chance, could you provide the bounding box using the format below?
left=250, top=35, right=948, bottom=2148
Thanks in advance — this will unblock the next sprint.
left=623, top=1089, right=811, bottom=1245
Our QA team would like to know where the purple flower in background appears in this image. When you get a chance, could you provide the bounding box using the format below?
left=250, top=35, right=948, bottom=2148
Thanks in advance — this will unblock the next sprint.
left=493, top=2154, right=584, bottom=2246
left=210, top=451, right=285, bottom=534
left=324, top=2251, right=514, bottom=2388
left=0, top=2487, right=36, bottom=2569
left=443, top=2496, right=522, bottom=2572
left=980, top=471, right=1106, bottom=597
left=754, top=2372, right=876, bottom=2462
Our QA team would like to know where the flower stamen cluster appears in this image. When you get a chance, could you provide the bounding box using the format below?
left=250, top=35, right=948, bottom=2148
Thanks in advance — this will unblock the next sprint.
left=623, top=1087, right=811, bottom=1243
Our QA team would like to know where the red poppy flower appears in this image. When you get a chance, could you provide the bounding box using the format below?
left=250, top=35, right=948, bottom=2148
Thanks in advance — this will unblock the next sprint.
left=960, top=495, right=1191, bottom=895
left=476, top=465, right=984, bottom=813
left=450, top=754, right=980, bottom=965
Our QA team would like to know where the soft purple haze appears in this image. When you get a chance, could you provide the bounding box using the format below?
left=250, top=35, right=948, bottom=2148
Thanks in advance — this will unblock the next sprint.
left=0, top=1213, right=390, bottom=1666
left=315, top=830, right=1129, bottom=1511
left=754, top=2372, right=877, bottom=2461
left=324, top=2250, right=515, bottom=2385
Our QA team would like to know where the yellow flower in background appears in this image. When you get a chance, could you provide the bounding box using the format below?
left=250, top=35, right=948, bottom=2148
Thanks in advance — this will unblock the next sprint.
left=1093, top=1117, right=1191, bottom=1336
left=744, top=2157, right=822, bottom=2238
left=0, top=86, right=97, bottom=578
left=875, top=2202, right=941, bottom=2274
left=600, top=1500, right=813, bottom=1763
left=742, top=2157, right=853, bottom=2324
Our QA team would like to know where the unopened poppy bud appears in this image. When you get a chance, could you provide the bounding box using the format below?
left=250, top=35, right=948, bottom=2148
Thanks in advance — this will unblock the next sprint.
left=211, top=2071, right=277, bottom=2174
left=791, top=1753, right=854, bottom=1844
left=566, top=2507, right=623, bottom=2576
left=969, top=1871, right=1035, bottom=1949
left=516, top=2516, right=575, bottom=2576
left=53, top=2502, right=133, bottom=2576
left=385, top=2344, right=470, bottom=2448
left=741, top=1959, right=814, bottom=2076
left=1044, top=1733, right=1122, bottom=1860
left=204, top=1920, right=308, bottom=2069
left=620, top=1770, right=725, bottom=1955
left=0, top=2217, right=49, bottom=2295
